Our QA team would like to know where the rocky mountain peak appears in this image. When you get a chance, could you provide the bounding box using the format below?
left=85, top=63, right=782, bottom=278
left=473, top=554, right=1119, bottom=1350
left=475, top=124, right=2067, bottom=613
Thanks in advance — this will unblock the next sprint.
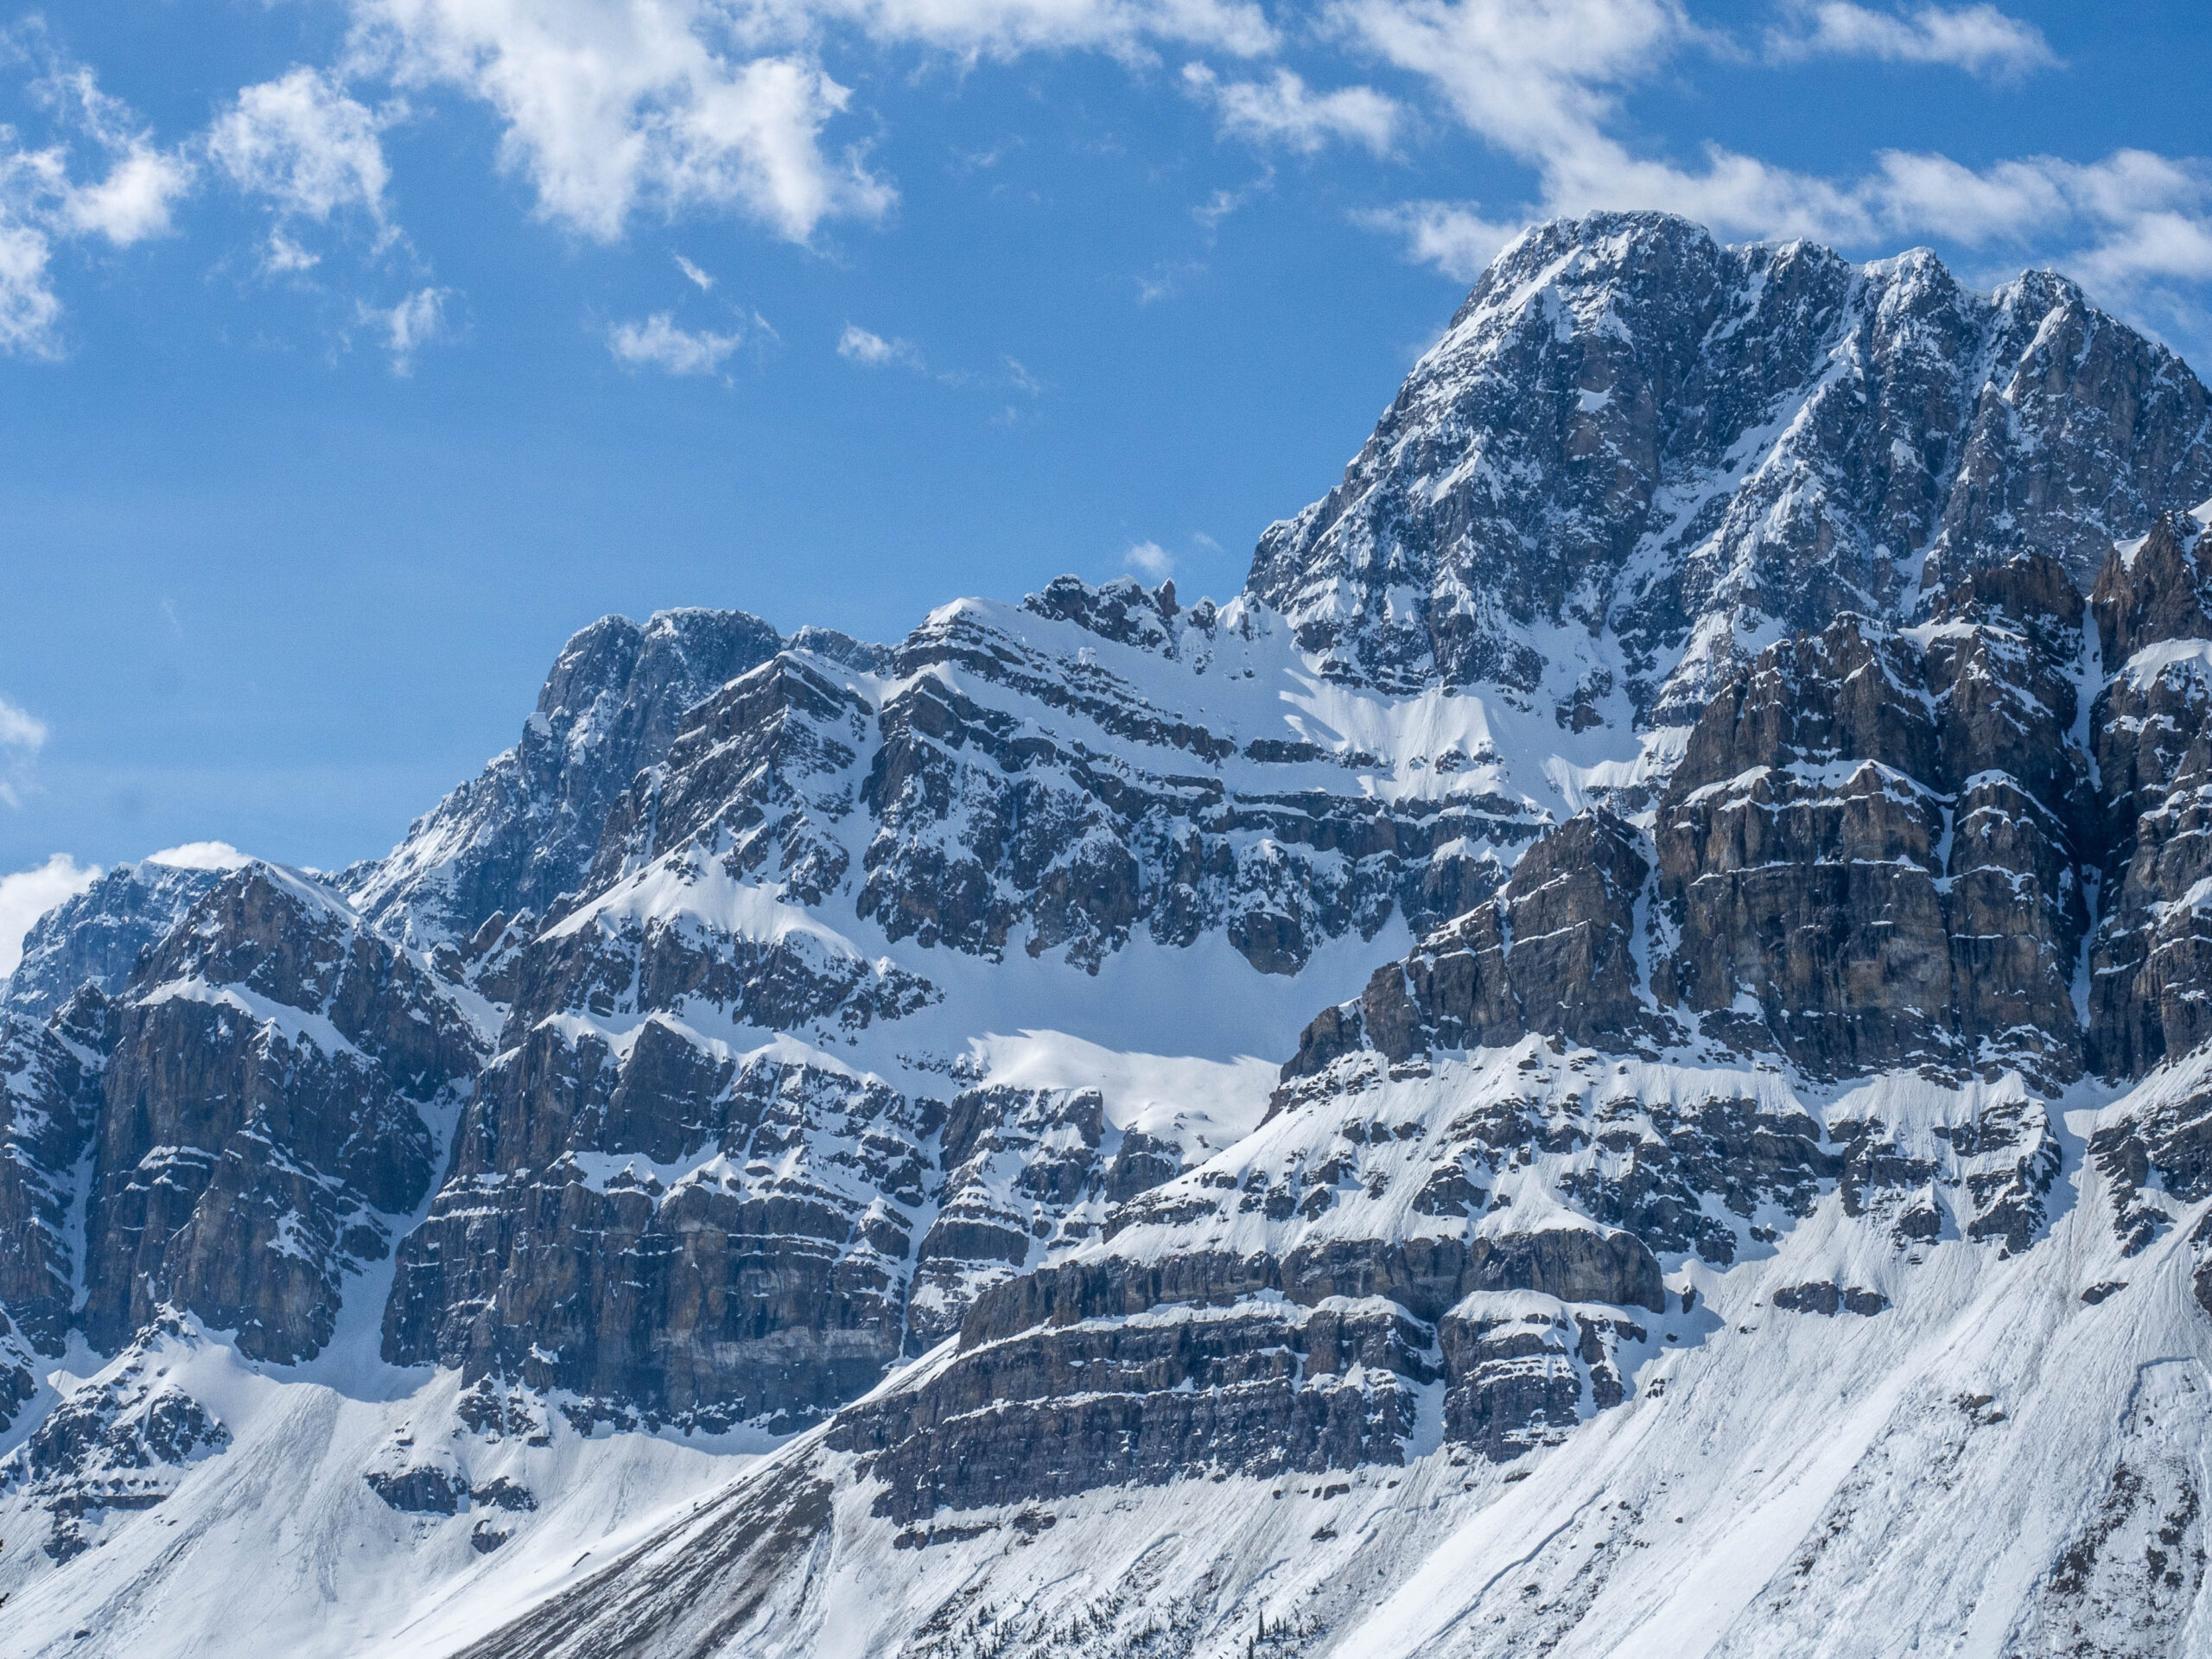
left=346, top=604, right=784, bottom=949
left=1246, top=210, right=2212, bottom=728
left=1, top=855, right=234, bottom=1022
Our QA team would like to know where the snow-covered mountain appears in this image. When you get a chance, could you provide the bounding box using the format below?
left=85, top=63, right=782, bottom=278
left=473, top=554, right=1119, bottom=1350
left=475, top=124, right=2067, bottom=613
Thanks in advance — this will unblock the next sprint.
left=8, top=211, right=2212, bottom=1657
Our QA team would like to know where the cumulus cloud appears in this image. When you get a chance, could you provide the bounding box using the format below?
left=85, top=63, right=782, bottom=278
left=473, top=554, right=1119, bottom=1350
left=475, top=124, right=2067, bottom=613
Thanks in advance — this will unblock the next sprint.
left=1181, top=64, right=1399, bottom=155
left=807, top=0, right=1277, bottom=61
left=351, top=0, right=895, bottom=243
left=609, top=311, right=742, bottom=374
left=0, top=852, right=99, bottom=978
left=209, top=67, right=391, bottom=226
left=0, top=47, right=193, bottom=353
left=0, top=221, right=60, bottom=357
left=29, top=57, right=195, bottom=244
left=145, top=840, right=251, bottom=870
left=1766, top=2, right=2058, bottom=79
left=837, top=322, right=923, bottom=366
left=1124, top=540, right=1173, bottom=580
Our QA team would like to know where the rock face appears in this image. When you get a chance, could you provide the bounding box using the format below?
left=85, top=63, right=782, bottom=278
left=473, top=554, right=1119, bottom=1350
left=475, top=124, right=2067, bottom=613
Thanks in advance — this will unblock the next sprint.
left=1286, top=807, right=1661, bottom=1076
left=0, top=1326, right=232, bottom=1562
left=1653, top=562, right=2092, bottom=1084
left=0, top=988, right=114, bottom=1351
left=1249, top=213, right=2212, bottom=720
left=346, top=607, right=785, bottom=950
left=2, top=857, right=226, bottom=1021
left=79, top=865, right=486, bottom=1363
left=2087, top=512, right=2212, bottom=1077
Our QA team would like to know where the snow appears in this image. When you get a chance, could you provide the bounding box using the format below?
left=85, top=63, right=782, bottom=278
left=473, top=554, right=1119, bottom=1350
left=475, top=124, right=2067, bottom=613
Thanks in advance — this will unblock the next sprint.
left=137, top=975, right=370, bottom=1064
left=542, top=852, right=868, bottom=963
left=967, top=1029, right=1278, bottom=1145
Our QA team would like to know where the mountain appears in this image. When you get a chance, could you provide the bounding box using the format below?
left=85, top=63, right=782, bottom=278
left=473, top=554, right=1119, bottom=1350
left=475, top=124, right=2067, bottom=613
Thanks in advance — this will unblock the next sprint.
left=8, top=211, right=2212, bottom=1657
left=0, top=846, right=245, bottom=1021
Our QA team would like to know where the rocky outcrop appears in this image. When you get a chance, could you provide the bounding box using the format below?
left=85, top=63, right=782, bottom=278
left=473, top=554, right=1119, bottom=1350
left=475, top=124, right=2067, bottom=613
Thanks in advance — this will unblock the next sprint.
left=1248, top=213, right=2212, bottom=720
left=382, top=1027, right=937, bottom=1429
left=347, top=607, right=784, bottom=950
left=1654, top=579, right=2089, bottom=1082
left=2086, top=511, right=2212, bottom=1077
left=2, top=857, right=226, bottom=1021
left=851, top=591, right=1529, bottom=976
left=827, top=1040, right=1688, bottom=1511
left=0, top=1327, right=231, bottom=1561
left=80, top=864, right=486, bottom=1362
left=0, top=987, right=114, bottom=1351
left=1286, top=807, right=1662, bottom=1077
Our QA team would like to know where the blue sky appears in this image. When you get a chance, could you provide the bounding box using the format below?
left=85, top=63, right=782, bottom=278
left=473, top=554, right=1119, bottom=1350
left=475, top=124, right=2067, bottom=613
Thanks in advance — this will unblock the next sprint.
left=2, top=0, right=2209, bottom=950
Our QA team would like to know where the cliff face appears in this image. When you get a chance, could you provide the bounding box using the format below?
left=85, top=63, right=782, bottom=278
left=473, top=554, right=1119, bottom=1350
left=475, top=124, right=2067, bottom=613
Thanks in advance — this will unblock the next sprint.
left=13, top=213, right=2212, bottom=1659
left=1249, top=215, right=2212, bottom=721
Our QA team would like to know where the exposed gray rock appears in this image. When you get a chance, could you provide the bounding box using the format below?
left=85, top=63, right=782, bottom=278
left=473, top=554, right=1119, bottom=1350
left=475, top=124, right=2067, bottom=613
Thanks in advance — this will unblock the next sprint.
left=1248, top=212, right=2212, bottom=721
left=0, top=987, right=112, bottom=1351
left=347, top=607, right=784, bottom=950
left=2, top=858, right=225, bottom=1022
left=81, top=865, right=486, bottom=1362
left=0, top=1330, right=231, bottom=1561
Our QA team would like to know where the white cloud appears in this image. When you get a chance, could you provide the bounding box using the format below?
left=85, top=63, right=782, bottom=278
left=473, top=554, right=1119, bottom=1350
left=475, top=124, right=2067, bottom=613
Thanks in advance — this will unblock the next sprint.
left=1124, top=539, right=1173, bottom=580
left=264, top=231, right=321, bottom=273
left=837, top=322, right=923, bottom=366
left=340, top=0, right=1287, bottom=247
left=0, top=49, right=193, bottom=355
left=363, top=284, right=452, bottom=372
left=0, top=219, right=60, bottom=358
left=353, top=0, right=895, bottom=244
left=62, top=143, right=194, bottom=244
left=673, top=251, right=715, bottom=289
left=145, top=840, right=251, bottom=871
left=0, top=693, right=48, bottom=807
left=1767, top=3, right=2057, bottom=79
left=609, top=311, right=742, bottom=374
left=0, top=696, right=47, bottom=754
left=809, top=0, right=1277, bottom=61
left=1356, top=199, right=1523, bottom=280
left=209, top=67, right=391, bottom=226
left=29, top=59, right=194, bottom=245
left=1181, top=64, right=1399, bottom=156
left=0, top=853, right=99, bottom=978
left=1333, top=0, right=2211, bottom=308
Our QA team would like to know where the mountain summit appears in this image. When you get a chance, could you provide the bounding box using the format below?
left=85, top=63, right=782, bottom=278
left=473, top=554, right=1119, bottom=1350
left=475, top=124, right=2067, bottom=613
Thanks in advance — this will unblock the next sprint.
left=1253, top=212, right=2212, bottom=721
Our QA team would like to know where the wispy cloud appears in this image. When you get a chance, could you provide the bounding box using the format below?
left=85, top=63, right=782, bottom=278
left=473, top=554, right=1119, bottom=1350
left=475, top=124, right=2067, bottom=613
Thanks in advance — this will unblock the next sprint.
left=0, top=693, right=48, bottom=808
left=1124, top=540, right=1174, bottom=581
left=673, top=252, right=715, bottom=290
left=361, top=285, right=451, bottom=373
left=0, top=37, right=194, bottom=354
left=1334, top=0, right=2208, bottom=311
left=1765, top=2, right=2058, bottom=80
left=609, top=311, right=742, bottom=375
left=1181, top=63, right=1400, bottom=156
left=837, top=322, right=924, bottom=368
left=1356, top=200, right=1525, bottom=281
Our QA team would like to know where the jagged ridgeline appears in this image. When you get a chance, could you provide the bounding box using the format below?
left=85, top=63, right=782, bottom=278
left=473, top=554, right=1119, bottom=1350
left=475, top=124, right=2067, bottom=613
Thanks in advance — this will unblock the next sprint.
left=8, top=212, right=2212, bottom=1657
